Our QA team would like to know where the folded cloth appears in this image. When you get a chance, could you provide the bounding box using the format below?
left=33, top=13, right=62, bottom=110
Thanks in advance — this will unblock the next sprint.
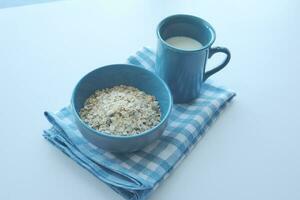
left=43, top=47, right=236, bottom=200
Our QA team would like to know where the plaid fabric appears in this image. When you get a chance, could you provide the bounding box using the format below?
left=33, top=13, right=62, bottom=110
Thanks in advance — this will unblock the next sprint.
left=43, top=47, right=236, bottom=200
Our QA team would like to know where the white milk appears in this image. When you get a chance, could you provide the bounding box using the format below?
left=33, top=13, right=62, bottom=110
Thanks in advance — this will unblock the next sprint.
left=165, top=36, right=203, bottom=50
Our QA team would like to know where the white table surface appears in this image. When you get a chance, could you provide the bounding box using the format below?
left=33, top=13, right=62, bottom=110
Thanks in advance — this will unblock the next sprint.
left=1, top=0, right=300, bottom=199
left=0, top=0, right=59, bottom=9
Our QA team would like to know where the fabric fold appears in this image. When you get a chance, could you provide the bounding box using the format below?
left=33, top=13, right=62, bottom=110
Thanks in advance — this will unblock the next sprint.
left=44, top=111, right=152, bottom=191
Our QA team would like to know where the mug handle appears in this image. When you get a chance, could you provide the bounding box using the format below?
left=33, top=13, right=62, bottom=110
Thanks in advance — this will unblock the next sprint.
left=203, top=47, right=231, bottom=81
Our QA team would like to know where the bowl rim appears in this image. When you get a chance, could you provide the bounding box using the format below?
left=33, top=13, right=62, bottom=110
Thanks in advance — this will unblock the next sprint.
left=71, top=64, right=173, bottom=139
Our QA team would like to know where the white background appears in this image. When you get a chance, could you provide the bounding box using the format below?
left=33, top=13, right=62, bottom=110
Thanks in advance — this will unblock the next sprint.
left=0, top=0, right=300, bottom=199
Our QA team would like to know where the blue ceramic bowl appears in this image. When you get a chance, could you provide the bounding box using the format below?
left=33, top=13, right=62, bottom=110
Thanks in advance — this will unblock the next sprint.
left=71, top=64, right=173, bottom=153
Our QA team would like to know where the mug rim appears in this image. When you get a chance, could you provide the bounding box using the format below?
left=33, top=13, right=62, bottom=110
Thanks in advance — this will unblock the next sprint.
left=156, top=14, right=216, bottom=53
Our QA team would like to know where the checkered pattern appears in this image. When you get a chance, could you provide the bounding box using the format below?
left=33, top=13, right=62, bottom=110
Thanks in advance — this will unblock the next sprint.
left=43, top=47, right=236, bottom=200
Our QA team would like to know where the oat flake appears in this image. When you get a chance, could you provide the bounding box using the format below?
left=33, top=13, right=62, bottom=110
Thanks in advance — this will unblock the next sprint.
left=79, top=85, right=161, bottom=136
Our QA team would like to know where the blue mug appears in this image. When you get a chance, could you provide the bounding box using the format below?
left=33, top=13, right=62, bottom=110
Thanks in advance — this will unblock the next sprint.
left=156, top=14, right=231, bottom=103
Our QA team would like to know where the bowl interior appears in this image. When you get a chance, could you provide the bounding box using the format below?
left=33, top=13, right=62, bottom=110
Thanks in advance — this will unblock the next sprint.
left=72, top=64, right=172, bottom=126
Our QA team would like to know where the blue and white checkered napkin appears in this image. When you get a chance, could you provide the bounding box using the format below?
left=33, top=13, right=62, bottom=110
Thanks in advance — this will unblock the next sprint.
left=43, top=47, right=235, bottom=200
